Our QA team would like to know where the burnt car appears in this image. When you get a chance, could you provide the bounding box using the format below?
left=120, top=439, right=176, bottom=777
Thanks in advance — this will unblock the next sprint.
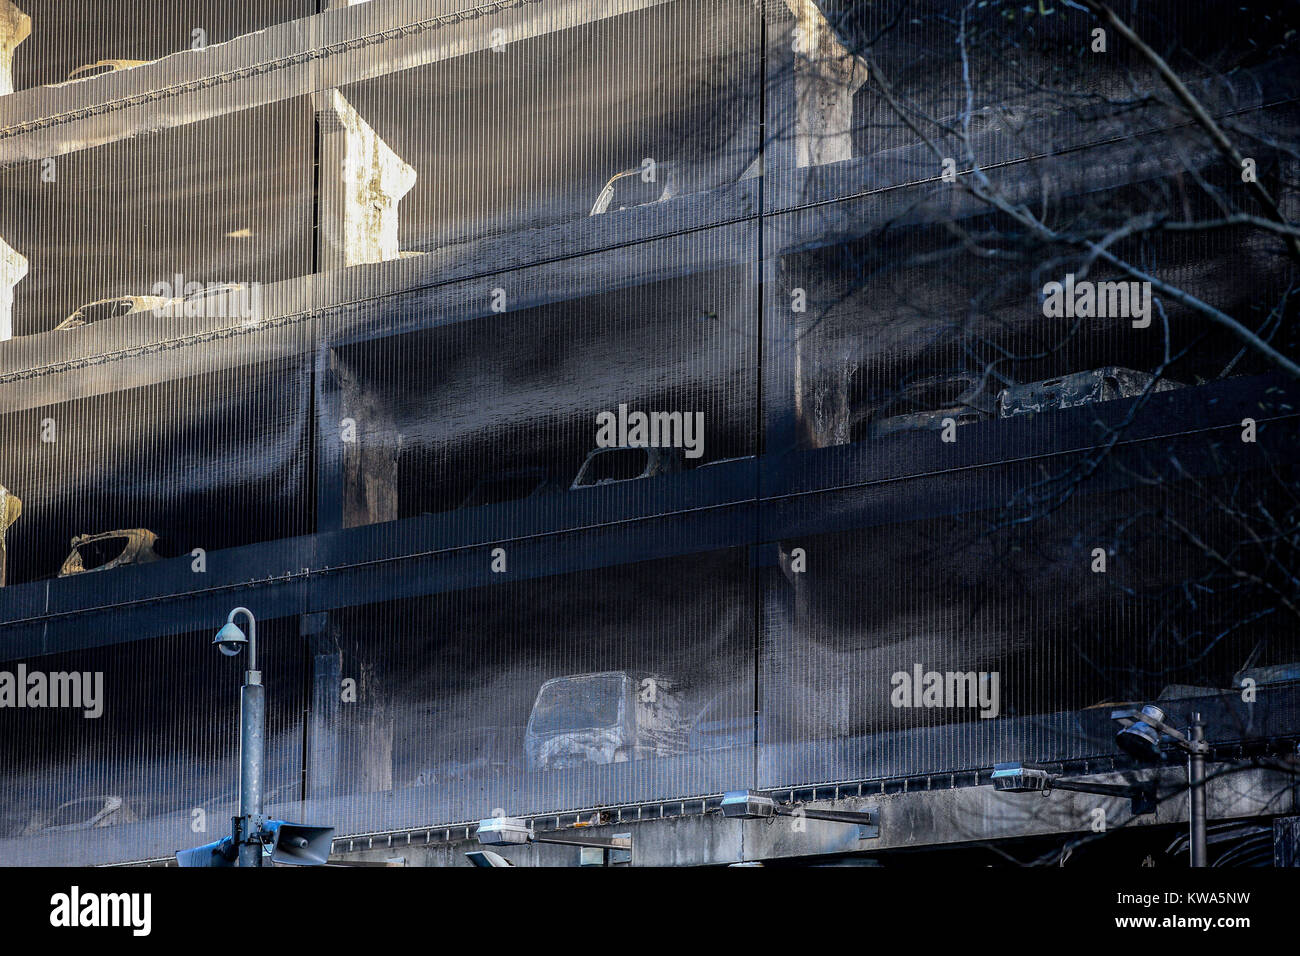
left=997, top=366, right=1183, bottom=418
left=52, top=295, right=173, bottom=331
left=21, top=794, right=138, bottom=836
left=58, top=529, right=162, bottom=577
left=589, top=162, right=680, bottom=215
left=458, top=467, right=563, bottom=509
left=570, top=446, right=684, bottom=489
left=1233, top=662, right=1300, bottom=689
left=51, top=59, right=150, bottom=86
left=856, top=371, right=994, bottom=440
left=53, top=284, right=254, bottom=332
left=524, top=671, right=690, bottom=771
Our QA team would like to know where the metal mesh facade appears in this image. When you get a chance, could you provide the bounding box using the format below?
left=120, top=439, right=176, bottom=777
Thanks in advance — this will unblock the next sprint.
left=0, top=0, right=1298, bottom=864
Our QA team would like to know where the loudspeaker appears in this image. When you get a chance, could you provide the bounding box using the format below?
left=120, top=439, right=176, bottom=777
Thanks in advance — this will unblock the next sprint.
left=264, top=821, right=335, bottom=866
left=175, top=836, right=238, bottom=867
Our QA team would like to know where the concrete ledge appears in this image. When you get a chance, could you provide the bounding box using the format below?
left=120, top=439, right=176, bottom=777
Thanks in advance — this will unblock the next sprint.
left=0, top=0, right=675, bottom=166
left=319, top=765, right=1298, bottom=866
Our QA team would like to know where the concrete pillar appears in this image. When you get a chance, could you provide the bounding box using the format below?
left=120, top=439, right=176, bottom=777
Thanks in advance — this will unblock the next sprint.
left=758, top=544, right=820, bottom=765
left=0, top=2, right=30, bottom=97
left=331, top=351, right=402, bottom=529
left=784, top=0, right=867, bottom=167
left=802, top=348, right=857, bottom=448
left=307, top=611, right=395, bottom=797
left=0, top=236, right=26, bottom=341
left=355, top=656, right=394, bottom=793
left=302, top=613, right=341, bottom=800
left=312, top=88, right=417, bottom=271
left=758, top=546, right=795, bottom=783
left=0, top=484, right=20, bottom=587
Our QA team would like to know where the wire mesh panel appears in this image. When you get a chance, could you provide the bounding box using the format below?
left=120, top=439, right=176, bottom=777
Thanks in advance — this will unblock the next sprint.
left=304, top=545, right=756, bottom=837
left=760, top=428, right=1300, bottom=790
left=0, top=0, right=1298, bottom=867
left=312, top=228, right=759, bottom=546
left=9, top=2, right=316, bottom=93
left=0, top=616, right=305, bottom=866
left=0, top=355, right=313, bottom=591
left=333, top=0, right=760, bottom=255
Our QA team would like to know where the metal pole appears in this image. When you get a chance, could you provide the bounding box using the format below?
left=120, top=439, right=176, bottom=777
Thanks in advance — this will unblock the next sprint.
left=233, top=609, right=264, bottom=867
left=1188, top=714, right=1207, bottom=868
left=239, top=676, right=265, bottom=866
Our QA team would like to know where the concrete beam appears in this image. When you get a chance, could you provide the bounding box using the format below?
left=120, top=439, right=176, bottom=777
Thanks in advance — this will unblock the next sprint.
left=0, top=233, right=26, bottom=341
left=783, top=0, right=866, bottom=167
left=313, top=89, right=416, bottom=270
left=322, top=765, right=1298, bottom=866
left=735, top=767, right=1297, bottom=862
left=0, top=1, right=29, bottom=97
left=0, top=0, right=677, bottom=167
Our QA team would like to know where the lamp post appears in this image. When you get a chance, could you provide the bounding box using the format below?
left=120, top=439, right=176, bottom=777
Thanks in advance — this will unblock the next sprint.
left=1187, top=714, right=1208, bottom=868
left=213, top=606, right=264, bottom=868
left=1112, top=704, right=1211, bottom=867
left=176, top=607, right=334, bottom=867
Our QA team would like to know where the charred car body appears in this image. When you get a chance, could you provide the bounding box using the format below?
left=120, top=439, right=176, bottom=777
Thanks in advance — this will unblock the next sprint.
left=570, top=446, right=684, bottom=489
left=997, top=366, right=1183, bottom=418
left=524, top=671, right=690, bottom=771
left=853, top=365, right=1184, bottom=439
left=53, top=284, right=257, bottom=332
left=58, top=529, right=161, bottom=577
left=687, top=684, right=753, bottom=755
left=854, top=371, right=995, bottom=441
left=589, top=162, right=681, bottom=216
left=51, top=59, right=151, bottom=86
left=20, top=794, right=137, bottom=836
left=52, top=295, right=173, bottom=331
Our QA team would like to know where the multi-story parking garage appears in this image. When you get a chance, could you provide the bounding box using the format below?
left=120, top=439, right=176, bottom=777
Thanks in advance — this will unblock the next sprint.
left=0, top=0, right=1298, bottom=866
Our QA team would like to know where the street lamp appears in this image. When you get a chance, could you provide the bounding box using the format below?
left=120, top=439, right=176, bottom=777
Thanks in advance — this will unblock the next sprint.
left=719, top=790, right=881, bottom=838
left=476, top=816, right=632, bottom=865
left=1111, top=704, right=1210, bottom=867
left=211, top=607, right=265, bottom=867
left=989, top=762, right=1157, bottom=816
left=177, top=607, right=335, bottom=867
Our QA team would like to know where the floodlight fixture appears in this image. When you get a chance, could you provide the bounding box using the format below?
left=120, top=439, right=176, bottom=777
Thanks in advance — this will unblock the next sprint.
left=1111, top=705, right=1211, bottom=866
left=719, top=790, right=880, bottom=837
left=990, top=762, right=1157, bottom=815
